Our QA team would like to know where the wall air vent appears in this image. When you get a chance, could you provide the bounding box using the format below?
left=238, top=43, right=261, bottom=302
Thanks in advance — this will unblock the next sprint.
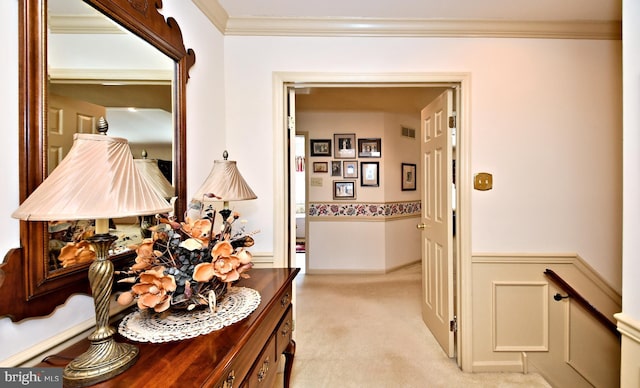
left=401, top=126, right=416, bottom=139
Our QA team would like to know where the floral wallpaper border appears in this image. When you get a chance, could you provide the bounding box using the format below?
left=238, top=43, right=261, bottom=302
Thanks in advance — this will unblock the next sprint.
left=308, top=201, right=421, bottom=218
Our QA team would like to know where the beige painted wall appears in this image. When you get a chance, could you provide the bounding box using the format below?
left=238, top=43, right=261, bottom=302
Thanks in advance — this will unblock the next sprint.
left=224, top=36, right=622, bottom=289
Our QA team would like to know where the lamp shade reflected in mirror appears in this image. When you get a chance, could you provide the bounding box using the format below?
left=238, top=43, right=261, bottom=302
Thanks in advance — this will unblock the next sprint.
left=134, top=158, right=175, bottom=199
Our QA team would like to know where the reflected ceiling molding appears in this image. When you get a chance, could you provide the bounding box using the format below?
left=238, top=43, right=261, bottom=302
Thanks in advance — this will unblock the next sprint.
left=49, top=15, right=125, bottom=34
left=49, top=68, right=173, bottom=84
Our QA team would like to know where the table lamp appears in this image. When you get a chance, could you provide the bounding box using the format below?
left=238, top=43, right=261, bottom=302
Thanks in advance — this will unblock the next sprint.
left=134, top=151, right=175, bottom=236
left=12, top=119, right=172, bottom=387
left=192, top=150, right=257, bottom=222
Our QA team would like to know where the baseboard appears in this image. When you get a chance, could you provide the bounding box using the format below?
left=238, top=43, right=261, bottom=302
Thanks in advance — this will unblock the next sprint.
left=471, top=360, right=524, bottom=373
left=305, top=268, right=387, bottom=275
left=384, top=260, right=421, bottom=274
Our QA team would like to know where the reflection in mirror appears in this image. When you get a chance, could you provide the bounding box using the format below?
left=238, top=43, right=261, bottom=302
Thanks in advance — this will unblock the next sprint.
left=46, top=0, right=174, bottom=272
left=2, top=0, right=193, bottom=322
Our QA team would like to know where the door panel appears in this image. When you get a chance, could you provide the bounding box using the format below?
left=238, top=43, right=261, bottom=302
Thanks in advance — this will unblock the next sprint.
left=420, top=89, right=454, bottom=357
left=48, top=93, right=105, bottom=173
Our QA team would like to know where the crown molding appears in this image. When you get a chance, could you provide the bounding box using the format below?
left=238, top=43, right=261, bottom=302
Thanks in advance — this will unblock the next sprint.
left=192, top=0, right=229, bottom=34
left=224, top=17, right=621, bottom=40
left=189, top=0, right=620, bottom=40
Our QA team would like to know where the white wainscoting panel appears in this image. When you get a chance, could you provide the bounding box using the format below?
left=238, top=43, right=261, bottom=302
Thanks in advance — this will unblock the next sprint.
left=492, top=281, right=549, bottom=352
left=471, top=253, right=621, bottom=386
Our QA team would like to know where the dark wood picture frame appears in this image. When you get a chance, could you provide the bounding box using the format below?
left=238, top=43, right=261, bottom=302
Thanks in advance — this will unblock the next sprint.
left=333, top=180, right=356, bottom=199
left=313, top=161, right=328, bottom=173
left=402, top=163, right=417, bottom=191
left=361, top=161, right=380, bottom=187
left=310, top=139, right=331, bottom=156
left=333, top=133, right=356, bottom=159
left=357, top=138, right=381, bottom=158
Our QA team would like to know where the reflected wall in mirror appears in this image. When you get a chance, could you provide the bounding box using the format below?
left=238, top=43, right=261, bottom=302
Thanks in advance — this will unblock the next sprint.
left=1, top=0, right=195, bottom=321
left=46, top=0, right=174, bottom=272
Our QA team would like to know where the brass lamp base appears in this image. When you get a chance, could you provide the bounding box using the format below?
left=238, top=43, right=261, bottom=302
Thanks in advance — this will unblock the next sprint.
left=63, top=340, right=138, bottom=387
left=63, top=233, right=139, bottom=387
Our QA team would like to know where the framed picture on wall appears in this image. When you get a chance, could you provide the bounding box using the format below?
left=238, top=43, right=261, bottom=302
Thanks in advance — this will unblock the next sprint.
left=402, top=163, right=417, bottom=191
left=333, top=181, right=356, bottom=199
left=343, top=160, right=358, bottom=178
left=331, top=161, right=342, bottom=176
left=357, top=138, right=381, bottom=157
left=333, top=133, right=356, bottom=158
left=361, top=161, right=379, bottom=187
left=310, top=139, right=331, bottom=156
left=313, top=162, right=328, bottom=173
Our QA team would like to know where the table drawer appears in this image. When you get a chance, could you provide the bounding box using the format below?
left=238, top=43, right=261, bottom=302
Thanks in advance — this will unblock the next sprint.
left=246, top=334, right=278, bottom=388
left=276, top=306, right=293, bottom=356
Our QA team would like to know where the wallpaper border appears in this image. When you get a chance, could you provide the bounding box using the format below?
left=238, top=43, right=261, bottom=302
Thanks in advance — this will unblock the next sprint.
left=308, top=200, right=421, bottom=219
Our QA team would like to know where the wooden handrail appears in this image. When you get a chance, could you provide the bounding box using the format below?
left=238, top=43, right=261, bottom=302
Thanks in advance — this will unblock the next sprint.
left=544, top=268, right=620, bottom=338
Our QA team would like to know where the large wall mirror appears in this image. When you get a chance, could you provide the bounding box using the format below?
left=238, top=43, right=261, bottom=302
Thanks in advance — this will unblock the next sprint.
left=0, top=0, right=195, bottom=321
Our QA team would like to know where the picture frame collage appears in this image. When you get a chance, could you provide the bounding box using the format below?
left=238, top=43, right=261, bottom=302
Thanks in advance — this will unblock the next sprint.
left=310, top=133, right=382, bottom=199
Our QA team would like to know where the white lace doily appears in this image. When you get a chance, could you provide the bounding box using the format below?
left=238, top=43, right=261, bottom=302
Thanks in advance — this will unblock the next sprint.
left=118, top=286, right=261, bottom=343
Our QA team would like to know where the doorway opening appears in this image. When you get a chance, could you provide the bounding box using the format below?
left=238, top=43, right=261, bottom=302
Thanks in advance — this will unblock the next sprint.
left=276, top=72, right=471, bottom=370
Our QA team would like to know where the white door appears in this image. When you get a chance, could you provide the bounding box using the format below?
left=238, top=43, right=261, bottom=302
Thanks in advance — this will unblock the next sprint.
left=419, top=89, right=455, bottom=357
left=48, top=93, right=106, bottom=174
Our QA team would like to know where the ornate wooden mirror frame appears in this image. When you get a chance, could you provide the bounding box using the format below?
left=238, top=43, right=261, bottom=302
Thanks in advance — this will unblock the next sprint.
left=0, top=0, right=195, bottom=321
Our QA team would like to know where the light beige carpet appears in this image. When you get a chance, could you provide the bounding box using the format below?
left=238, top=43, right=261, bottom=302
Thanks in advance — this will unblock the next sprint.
left=285, top=263, right=551, bottom=388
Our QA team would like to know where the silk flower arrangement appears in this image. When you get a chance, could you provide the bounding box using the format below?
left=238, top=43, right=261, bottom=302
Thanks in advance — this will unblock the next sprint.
left=116, top=210, right=256, bottom=313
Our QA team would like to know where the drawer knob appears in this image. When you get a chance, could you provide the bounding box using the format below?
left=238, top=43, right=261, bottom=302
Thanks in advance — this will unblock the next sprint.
left=222, top=370, right=235, bottom=388
left=257, top=357, right=270, bottom=382
left=280, top=293, right=290, bottom=307
left=280, top=321, right=291, bottom=337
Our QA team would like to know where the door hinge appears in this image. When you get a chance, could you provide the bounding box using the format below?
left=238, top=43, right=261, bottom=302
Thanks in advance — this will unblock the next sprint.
left=288, top=116, right=295, bottom=131
left=448, top=114, right=456, bottom=129
left=450, top=316, right=457, bottom=332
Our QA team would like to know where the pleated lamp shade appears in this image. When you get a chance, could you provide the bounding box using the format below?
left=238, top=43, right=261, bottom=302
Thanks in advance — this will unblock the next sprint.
left=192, top=158, right=257, bottom=203
left=134, top=159, right=175, bottom=199
left=12, top=133, right=172, bottom=221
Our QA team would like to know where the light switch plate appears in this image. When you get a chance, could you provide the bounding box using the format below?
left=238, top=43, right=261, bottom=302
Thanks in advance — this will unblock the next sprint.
left=310, top=177, right=323, bottom=187
left=474, top=172, right=492, bottom=191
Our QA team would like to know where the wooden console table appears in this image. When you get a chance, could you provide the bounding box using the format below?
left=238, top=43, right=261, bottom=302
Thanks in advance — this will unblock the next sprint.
left=37, top=268, right=300, bottom=387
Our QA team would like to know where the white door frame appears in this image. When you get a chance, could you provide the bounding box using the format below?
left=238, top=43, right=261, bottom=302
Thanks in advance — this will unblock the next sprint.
left=272, top=72, right=472, bottom=371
